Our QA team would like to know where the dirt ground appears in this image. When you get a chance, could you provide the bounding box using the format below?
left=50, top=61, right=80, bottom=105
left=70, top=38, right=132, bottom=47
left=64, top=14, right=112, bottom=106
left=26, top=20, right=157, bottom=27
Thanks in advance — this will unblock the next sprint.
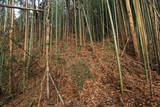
left=2, top=37, right=160, bottom=107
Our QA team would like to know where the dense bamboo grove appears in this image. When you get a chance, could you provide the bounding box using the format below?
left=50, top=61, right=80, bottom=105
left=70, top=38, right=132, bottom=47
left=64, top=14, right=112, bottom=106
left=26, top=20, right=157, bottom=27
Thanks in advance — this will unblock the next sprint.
left=0, top=0, right=160, bottom=106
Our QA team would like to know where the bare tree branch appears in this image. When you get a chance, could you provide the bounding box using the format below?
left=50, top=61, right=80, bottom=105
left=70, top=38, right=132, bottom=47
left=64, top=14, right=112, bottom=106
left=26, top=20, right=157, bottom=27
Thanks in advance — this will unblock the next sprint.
left=0, top=4, right=44, bottom=12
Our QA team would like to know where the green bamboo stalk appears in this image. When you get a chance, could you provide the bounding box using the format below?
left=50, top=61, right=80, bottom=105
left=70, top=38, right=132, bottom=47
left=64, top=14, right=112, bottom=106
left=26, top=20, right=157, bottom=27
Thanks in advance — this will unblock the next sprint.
left=4, top=0, right=9, bottom=31
left=78, top=2, right=82, bottom=46
left=101, top=0, right=105, bottom=46
left=9, top=0, right=14, bottom=94
left=133, top=0, right=149, bottom=82
left=81, top=3, right=94, bottom=49
left=27, top=0, right=35, bottom=78
left=74, top=0, right=78, bottom=54
left=55, top=0, right=58, bottom=54
left=23, top=0, right=28, bottom=88
left=107, top=0, right=124, bottom=94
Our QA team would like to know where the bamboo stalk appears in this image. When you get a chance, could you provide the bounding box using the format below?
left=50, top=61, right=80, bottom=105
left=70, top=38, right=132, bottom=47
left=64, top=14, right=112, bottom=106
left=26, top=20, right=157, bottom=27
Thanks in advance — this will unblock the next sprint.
left=107, top=0, right=124, bottom=94
left=134, top=0, right=149, bottom=82
left=125, top=0, right=141, bottom=60
left=46, top=0, right=51, bottom=99
left=81, top=3, right=94, bottom=48
left=55, top=0, right=58, bottom=54
left=3, top=0, right=8, bottom=31
left=8, top=0, right=14, bottom=94
left=23, top=0, right=29, bottom=89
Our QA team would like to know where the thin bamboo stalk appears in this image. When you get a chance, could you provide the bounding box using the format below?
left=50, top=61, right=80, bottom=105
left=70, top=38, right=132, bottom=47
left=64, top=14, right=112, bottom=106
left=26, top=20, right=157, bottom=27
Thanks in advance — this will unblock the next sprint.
left=46, top=0, right=51, bottom=99
left=9, top=0, right=14, bottom=94
left=81, top=3, right=94, bottom=48
left=23, top=0, right=28, bottom=88
left=107, top=0, right=124, bottom=94
left=3, top=0, right=8, bottom=31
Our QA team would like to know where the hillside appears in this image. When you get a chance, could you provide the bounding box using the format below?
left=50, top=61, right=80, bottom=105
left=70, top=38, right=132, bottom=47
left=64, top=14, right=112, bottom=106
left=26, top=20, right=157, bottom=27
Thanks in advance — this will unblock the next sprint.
left=2, top=38, right=160, bottom=107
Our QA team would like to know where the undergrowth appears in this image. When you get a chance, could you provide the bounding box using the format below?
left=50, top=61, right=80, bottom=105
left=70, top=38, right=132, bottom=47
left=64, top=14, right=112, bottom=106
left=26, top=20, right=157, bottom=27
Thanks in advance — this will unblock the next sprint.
left=69, top=62, right=93, bottom=89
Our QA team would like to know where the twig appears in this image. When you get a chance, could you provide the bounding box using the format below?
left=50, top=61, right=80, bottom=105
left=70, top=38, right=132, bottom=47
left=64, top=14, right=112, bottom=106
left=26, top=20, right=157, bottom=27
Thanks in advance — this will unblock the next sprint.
left=121, top=37, right=130, bottom=58
left=49, top=73, right=64, bottom=104
left=38, top=73, right=46, bottom=107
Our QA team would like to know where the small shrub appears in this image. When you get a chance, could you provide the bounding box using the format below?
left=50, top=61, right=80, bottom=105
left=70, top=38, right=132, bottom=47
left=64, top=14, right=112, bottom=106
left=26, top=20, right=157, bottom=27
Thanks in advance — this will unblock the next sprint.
left=70, top=62, right=93, bottom=89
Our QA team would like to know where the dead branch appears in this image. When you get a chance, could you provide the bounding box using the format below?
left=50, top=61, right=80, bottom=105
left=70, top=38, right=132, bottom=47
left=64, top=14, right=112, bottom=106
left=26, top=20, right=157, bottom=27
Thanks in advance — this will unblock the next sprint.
left=0, top=4, right=44, bottom=12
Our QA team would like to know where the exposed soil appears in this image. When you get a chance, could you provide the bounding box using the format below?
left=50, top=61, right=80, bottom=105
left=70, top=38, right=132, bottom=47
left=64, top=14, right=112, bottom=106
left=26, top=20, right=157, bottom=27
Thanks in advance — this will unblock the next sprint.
left=1, top=37, right=160, bottom=107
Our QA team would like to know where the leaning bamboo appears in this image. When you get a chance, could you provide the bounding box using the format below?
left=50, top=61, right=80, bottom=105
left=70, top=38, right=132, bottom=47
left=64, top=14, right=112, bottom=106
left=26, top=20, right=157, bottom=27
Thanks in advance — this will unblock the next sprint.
left=107, top=0, right=124, bottom=94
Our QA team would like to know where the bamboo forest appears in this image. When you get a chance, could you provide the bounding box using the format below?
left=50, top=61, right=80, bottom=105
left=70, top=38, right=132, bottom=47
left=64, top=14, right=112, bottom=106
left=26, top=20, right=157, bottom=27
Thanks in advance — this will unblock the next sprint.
left=0, top=0, right=160, bottom=106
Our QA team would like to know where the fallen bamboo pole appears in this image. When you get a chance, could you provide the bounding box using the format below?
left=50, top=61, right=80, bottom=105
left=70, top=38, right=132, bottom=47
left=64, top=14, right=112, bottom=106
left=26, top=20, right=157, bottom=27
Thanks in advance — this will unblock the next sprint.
left=0, top=4, right=45, bottom=12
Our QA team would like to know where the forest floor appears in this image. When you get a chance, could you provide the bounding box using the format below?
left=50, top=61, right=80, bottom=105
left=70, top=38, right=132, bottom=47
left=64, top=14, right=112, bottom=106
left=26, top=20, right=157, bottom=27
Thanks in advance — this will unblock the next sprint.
left=1, top=37, right=160, bottom=107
